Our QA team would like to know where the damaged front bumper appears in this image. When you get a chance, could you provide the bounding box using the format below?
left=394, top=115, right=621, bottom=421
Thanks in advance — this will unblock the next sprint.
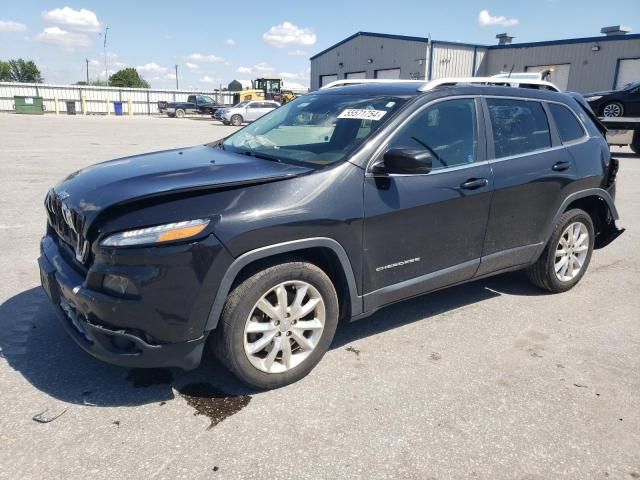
left=37, top=231, right=232, bottom=370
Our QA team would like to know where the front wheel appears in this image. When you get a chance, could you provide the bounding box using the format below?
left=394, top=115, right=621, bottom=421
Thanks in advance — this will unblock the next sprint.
left=602, top=101, right=624, bottom=117
left=214, top=261, right=339, bottom=389
left=526, top=209, right=594, bottom=293
left=230, top=114, right=243, bottom=126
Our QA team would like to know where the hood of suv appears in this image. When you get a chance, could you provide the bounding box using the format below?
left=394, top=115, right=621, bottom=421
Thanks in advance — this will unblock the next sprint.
left=51, top=145, right=311, bottom=236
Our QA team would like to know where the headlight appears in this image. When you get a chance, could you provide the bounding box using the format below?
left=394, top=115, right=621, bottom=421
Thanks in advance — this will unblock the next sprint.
left=585, top=95, right=603, bottom=101
left=100, top=219, right=209, bottom=247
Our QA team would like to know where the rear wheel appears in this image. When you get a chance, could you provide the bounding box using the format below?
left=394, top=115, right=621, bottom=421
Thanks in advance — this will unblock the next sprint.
left=526, top=209, right=594, bottom=293
left=602, top=101, right=624, bottom=117
left=214, top=261, right=339, bottom=389
left=230, top=114, right=243, bottom=126
left=175, top=108, right=186, bottom=118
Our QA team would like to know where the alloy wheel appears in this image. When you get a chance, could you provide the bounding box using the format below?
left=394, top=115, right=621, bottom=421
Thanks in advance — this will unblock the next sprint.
left=243, top=281, right=325, bottom=373
left=554, top=221, right=589, bottom=282
left=602, top=103, right=623, bottom=117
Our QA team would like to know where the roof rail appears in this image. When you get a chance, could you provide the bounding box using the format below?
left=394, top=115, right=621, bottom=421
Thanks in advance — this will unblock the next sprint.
left=320, top=79, right=421, bottom=89
left=418, top=77, right=560, bottom=92
left=319, top=77, right=561, bottom=92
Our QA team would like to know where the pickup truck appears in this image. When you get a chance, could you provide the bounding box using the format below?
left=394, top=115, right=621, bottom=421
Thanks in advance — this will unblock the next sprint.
left=166, top=95, right=224, bottom=118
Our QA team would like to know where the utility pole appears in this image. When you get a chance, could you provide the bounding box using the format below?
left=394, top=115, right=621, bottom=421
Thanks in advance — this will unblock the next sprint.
left=85, top=58, right=89, bottom=84
left=175, top=64, right=179, bottom=89
left=103, top=26, right=110, bottom=86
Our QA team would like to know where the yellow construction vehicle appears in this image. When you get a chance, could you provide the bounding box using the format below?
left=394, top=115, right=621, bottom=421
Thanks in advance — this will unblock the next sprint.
left=238, top=78, right=297, bottom=104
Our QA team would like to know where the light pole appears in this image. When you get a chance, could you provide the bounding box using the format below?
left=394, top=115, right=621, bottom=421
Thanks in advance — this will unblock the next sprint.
left=175, top=64, right=179, bottom=89
left=103, top=26, right=109, bottom=86
left=85, top=58, right=89, bottom=84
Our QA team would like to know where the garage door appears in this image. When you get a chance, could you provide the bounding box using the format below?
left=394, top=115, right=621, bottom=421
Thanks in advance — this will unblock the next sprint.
left=525, top=64, right=570, bottom=90
left=346, top=71, right=367, bottom=79
left=320, top=74, right=338, bottom=87
left=375, top=68, right=401, bottom=79
left=616, top=59, right=640, bottom=89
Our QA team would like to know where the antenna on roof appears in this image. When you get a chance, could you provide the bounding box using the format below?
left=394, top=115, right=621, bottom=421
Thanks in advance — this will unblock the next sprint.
left=507, top=64, right=515, bottom=78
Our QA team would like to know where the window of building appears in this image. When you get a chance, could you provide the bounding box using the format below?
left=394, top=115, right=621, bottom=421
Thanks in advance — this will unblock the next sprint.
left=320, top=74, right=338, bottom=87
left=486, top=98, right=551, bottom=158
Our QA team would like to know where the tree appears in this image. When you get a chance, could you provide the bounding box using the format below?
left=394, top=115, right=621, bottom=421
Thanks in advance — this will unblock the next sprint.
left=0, top=61, right=10, bottom=81
left=1, top=59, right=44, bottom=83
left=75, top=80, right=107, bottom=86
left=109, top=68, right=150, bottom=88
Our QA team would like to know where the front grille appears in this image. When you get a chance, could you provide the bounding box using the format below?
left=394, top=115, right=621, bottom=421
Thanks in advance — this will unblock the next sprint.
left=45, top=190, right=89, bottom=264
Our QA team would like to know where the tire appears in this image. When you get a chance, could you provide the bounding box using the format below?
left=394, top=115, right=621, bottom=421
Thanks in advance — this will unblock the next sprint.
left=175, top=108, right=186, bottom=119
left=601, top=101, right=624, bottom=117
left=230, top=114, right=243, bottom=126
left=526, top=209, right=595, bottom=293
left=214, top=261, right=339, bottom=389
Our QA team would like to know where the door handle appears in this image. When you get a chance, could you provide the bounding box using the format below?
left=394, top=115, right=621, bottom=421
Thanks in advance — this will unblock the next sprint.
left=552, top=161, right=572, bottom=171
left=460, top=178, right=489, bottom=190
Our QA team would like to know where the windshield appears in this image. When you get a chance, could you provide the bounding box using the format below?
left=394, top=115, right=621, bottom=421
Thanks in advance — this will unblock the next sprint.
left=223, top=93, right=408, bottom=166
left=622, top=81, right=640, bottom=90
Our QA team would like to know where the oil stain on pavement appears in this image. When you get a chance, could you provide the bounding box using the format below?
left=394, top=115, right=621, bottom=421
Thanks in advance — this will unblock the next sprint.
left=125, top=369, right=250, bottom=428
left=176, top=383, right=251, bottom=429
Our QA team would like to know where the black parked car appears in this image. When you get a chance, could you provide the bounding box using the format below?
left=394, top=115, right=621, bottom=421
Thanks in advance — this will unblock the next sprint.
left=585, top=81, right=640, bottom=117
left=166, top=94, right=224, bottom=118
left=39, top=81, right=623, bottom=389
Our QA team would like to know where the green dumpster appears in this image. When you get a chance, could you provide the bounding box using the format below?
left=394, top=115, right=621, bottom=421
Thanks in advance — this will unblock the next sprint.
left=14, top=96, right=45, bottom=115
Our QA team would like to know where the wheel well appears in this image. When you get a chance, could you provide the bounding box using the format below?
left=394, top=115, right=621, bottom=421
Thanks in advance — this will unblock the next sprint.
left=564, top=195, right=614, bottom=248
left=230, top=247, right=352, bottom=322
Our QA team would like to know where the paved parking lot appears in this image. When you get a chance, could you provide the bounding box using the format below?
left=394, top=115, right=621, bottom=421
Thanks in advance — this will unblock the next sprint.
left=1, top=114, right=639, bottom=479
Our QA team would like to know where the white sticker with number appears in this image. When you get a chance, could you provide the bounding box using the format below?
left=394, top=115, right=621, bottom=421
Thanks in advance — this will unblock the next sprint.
left=337, top=109, right=387, bottom=121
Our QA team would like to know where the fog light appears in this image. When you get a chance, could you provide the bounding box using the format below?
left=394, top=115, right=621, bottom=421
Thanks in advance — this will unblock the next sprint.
left=102, top=274, right=138, bottom=297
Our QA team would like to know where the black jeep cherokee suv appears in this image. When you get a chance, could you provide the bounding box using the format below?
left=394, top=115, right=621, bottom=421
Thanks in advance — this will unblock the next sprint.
left=39, top=82, right=623, bottom=389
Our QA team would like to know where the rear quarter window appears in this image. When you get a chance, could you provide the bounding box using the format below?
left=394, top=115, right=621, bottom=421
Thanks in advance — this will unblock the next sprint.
left=486, top=98, right=551, bottom=158
left=548, top=103, right=586, bottom=143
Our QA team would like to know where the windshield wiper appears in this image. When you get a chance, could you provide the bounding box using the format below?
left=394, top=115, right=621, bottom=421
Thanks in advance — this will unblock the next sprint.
left=240, top=149, right=282, bottom=163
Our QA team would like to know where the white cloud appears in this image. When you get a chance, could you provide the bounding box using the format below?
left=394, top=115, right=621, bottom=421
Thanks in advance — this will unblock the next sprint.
left=287, top=49, right=307, bottom=56
left=236, top=62, right=276, bottom=75
left=280, top=71, right=302, bottom=80
left=253, top=62, right=274, bottom=73
left=34, top=27, right=92, bottom=47
left=88, top=59, right=100, bottom=66
left=282, top=81, right=309, bottom=91
left=41, top=7, right=101, bottom=32
left=136, top=62, right=168, bottom=74
left=185, top=62, right=200, bottom=70
left=224, top=38, right=236, bottom=46
left=112, top=61, right=126, bottom=69
left=186, top=53, right=225, bottom=63
left=478, top=10, right=519, bottom=27
left=263, top=21, right=316, bottom=48
left=163, top=33, right=172, bottom=40
left=0, top=20, right=28, bottom=32
left=201, top=75, right=220, bottom=84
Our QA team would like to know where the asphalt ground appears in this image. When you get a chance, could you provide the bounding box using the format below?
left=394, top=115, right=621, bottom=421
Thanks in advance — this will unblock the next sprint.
left=0, top=113, right=639, bottom=479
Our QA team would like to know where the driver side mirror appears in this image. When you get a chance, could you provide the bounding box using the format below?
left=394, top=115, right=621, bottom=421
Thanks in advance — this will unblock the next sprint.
left=372, top=148, right=433, bottom=175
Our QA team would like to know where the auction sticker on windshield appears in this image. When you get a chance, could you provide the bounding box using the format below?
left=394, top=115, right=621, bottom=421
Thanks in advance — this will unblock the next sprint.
left=337, top=109, right=387, bottom=121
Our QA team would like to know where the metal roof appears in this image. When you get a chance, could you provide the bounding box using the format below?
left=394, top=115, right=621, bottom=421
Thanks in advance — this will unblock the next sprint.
left=310, top=31, right=640, bottom=60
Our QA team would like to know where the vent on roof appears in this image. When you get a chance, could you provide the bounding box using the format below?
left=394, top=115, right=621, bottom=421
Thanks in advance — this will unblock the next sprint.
left=600, top=25, right=632, bottom=36
left=496, top=33, right=515, bottom=45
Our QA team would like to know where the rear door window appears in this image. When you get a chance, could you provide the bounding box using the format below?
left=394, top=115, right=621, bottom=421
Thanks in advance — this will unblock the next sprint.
left=548, top=103, right=586, bottom=143
left=486, top=98, right=551, bottom=158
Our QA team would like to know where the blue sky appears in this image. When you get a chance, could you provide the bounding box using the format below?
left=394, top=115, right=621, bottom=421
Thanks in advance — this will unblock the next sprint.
left=1, top=0, right=638, bottom=89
